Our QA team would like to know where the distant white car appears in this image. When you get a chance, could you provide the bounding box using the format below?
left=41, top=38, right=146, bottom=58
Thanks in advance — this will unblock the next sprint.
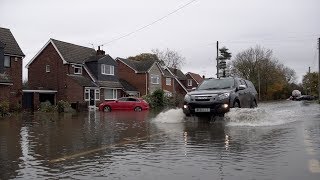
left=292, top=90, right=301, bottom=97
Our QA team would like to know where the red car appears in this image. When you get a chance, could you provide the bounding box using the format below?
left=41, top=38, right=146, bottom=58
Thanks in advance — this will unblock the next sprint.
left=99, top=97, right=149, bottom=112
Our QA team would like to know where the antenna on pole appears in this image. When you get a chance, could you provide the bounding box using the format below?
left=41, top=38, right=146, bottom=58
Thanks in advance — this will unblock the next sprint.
left=90, top=43, right=95, bottom=49
left=216, top=41, right=219, bottom=78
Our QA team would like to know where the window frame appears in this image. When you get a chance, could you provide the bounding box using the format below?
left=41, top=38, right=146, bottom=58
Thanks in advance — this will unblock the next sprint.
left=74, top=65, right=82, bottom=75
left=104, top=89, right=118, bottom=100
left=151, top=74, right=160, bottom=84
left=95, top=89, right=100, bottom=101
left=46, top=65, right=50, bottom=73
left=101, top=64, right=114, bottom=75
left=166, top=78, right=171, bottom=86
left=4, top=56, right=10, bottom=68
left=84, top=89, right=90, bottom=101
left=188, top=79, right=193, bottom=86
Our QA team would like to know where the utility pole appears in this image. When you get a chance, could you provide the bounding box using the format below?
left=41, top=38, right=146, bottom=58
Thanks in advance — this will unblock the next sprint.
left=216, top=41, right=219, bottom=78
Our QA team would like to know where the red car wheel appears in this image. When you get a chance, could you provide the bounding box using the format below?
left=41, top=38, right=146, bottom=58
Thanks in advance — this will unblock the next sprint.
left=104, top=106, right=111, bottom=112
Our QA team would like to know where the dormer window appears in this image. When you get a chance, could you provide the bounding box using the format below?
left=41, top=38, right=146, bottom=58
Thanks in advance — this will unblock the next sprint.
left=188, top=79, right=193, bottom=86
left=73, top=65, right=82, bottom=74
left=101, top=64, right=114, bottom=75
left=4, top=56, right=10, bottom=68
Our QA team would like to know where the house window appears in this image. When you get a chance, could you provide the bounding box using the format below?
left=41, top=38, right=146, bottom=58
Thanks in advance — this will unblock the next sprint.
left=166, top=78, right=171, bottom=86
left=84, top=89, right=90, bottom=101
left=46, top=65, right=50, bottom=73
left=101, top=64, right=114, bottom=75
left=74, top=65, right=82, bottom=74
left=4, top=56, right=10, bottom=67
left=104, top=89, right=117, bottom=100
left=95, top=89, right=100, bottom=101
left=151, top=74, right=160, bottom=84
left=188, top=79, right=193, bottom=86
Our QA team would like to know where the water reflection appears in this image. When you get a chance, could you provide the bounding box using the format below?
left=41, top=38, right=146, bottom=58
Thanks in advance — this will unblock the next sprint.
left=0, top=101, right=320, bottom=179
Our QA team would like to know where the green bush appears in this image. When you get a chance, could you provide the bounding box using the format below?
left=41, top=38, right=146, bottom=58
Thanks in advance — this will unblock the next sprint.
left=57, top=100, right=74, bottom=113
left=10, top=103, right=22, bottom=112
left=143, top=89, right=166, bottom=108
left=0, top=101, right=10, bottom=117
left=164, top=93, right=184, bottom=107
left=152, top=89, right=165, bottom=107
left=39, top=101, right=56, bottom=112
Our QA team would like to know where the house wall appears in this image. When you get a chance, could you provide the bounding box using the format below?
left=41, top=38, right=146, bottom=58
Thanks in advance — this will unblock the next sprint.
left=174, top=79, right=187, bottom=97
left=148, top=63, right=162, bottom=93
left=65, top=76, right=85, bottom=104
left=162, top=76, right=174, bottom=93
left=0, top=47, right=4, bottom=73
left=180, top=79, right=188, bottom=89
left=186, top=74, right=198, bottom=91
left=3, top=56, right=23, bottom=106
left=118, top=61, right=147, bottom=96
left=29, top=43, right=66, bottom=96
left=28, top=43, right=86, bottom=105
left=0, top=85, right=10, bottom=102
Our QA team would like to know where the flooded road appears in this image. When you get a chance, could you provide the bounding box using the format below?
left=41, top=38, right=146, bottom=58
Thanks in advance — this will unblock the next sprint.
left=1, top=101, right=320, bottom=179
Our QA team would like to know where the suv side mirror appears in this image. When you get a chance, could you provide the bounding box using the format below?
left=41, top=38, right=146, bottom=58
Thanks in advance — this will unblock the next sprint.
left=238, top=85, right=246, bottom=91
left=191, top=87, right=196, bottom=91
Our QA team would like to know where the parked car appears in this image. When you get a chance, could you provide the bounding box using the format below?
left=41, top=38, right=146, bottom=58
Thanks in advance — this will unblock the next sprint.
left=183, top=77, right=258, bottom=117
left=99, top=97, right=149, bottom=112
left=294, top=95, right=316, bottom=101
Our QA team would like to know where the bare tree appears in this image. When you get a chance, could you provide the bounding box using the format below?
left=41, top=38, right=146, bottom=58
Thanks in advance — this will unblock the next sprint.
left=152, top=48, right=185, bottom=69
left=231, top=46, right=297, bottom=100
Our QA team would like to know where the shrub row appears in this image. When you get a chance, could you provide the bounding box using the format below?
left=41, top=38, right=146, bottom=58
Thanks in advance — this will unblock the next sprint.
left=39, top=100, right=74, bottom=113
left=0, top=101, right=10, bottom=117
left=143, top=89, right=184, bottom=109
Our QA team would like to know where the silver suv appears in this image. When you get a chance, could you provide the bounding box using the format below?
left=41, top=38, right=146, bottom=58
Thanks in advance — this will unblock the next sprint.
left=183, top=77, right=258, bottom=117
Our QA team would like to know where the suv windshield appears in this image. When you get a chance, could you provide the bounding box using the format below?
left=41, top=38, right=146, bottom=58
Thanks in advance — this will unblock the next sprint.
left=197, top=78, right=235, bottom=90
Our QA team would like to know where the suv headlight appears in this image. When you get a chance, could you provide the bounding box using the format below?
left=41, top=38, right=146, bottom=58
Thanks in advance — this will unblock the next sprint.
left=184, top=94, right=191, bottom=102
left=218, top=93, right=230, bottom=100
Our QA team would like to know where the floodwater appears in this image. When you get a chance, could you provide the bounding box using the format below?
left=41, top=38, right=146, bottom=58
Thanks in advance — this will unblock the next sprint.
left=1, top=101, right=320, bottom=180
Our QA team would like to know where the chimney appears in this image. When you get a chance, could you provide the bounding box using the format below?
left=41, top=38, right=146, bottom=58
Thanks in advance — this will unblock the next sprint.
left=173, top=68, right=178, bottom=75
left=96, top=46, right=105, bottom=55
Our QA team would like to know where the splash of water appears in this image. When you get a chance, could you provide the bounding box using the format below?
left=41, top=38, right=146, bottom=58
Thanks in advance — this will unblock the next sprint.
left=225, top=107, right=299, bottom=127
left=152, top=108, right=185, bottom=123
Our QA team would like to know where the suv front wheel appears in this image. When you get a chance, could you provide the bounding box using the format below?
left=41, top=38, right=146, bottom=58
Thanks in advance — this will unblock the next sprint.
left=233, top=101, right=240, bottom=108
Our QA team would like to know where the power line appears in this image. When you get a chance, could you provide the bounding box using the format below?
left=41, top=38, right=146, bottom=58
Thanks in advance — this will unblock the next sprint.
left=99, top=0, right=198, bottom=46
left=206, top=35, right=319, bottom=46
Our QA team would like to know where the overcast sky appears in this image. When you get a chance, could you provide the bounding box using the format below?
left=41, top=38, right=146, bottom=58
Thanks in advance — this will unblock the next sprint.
left=1, top=0, right=319, bottom=82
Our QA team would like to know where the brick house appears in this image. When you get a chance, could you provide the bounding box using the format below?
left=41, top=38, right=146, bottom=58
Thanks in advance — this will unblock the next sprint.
left=159, top=66, right=188, bottom=97
left=0, top=27, right=25, bottom=108
left=185, top=72, right=204, bottom=91
left=26, top=39, right=126, bottom=110
left=117, top=58, right=163, bottom=96
left=168, top=68, right=188, bottom=94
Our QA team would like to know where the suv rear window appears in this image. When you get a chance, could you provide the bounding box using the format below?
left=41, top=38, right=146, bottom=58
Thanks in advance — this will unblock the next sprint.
left=198, top=78, right=235, bottom=90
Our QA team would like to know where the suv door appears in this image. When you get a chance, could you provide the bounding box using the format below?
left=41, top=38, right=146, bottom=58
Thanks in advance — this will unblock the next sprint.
left=237, top=79, right=250, bottom=107
left=245, top=80, right=258, bottom=107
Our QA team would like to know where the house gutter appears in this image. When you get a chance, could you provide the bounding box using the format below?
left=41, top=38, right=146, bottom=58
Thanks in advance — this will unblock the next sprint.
left=0, top=82, right=13, bottom=86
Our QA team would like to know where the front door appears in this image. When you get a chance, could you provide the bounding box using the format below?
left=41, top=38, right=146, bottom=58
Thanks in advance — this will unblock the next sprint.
left=89, top=89, right=95, bottom=106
